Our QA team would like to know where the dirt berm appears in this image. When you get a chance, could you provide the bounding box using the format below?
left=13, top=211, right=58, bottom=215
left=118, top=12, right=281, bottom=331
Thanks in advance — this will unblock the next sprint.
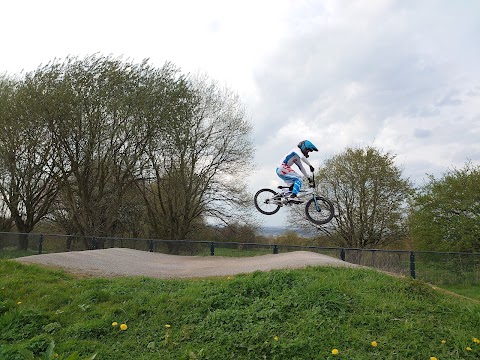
left=15, top=248, right=361, bottom=279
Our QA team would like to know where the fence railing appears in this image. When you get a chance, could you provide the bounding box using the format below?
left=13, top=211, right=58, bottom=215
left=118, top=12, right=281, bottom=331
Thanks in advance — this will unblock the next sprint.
left=1, top=231, right=479, bottom=285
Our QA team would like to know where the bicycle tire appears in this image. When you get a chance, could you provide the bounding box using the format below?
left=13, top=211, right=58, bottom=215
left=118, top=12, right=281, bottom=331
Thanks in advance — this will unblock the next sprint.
left=305, top=196, right=334, bottom=225
left=254, top=188, right=281, bottom=215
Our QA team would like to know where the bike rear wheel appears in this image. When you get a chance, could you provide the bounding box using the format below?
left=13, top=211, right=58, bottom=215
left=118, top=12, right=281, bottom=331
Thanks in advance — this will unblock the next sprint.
left=254, top=189, right=281, bottom=215
left=305, top=196, right=334, bottom=225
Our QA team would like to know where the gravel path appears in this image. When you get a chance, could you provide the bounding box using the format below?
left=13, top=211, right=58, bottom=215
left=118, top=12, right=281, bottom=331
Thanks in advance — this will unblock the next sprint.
left=15, top=248, right=360, bottom=279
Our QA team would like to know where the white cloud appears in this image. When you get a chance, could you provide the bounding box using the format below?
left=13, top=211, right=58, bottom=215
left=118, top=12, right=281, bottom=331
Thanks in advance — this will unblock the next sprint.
left=2, top=0, right=480, bottom=227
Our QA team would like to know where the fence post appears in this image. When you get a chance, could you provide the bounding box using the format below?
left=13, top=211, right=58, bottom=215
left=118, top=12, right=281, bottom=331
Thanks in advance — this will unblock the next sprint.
left=340, top=248, right=345, bottom=261
left=66, top=236, right=72, bottom=252
left=273, top=244, right=278, bottom=254
left=210, top=242, right=215, bottom=256
left=38, top=234, right=44, bottom=255
left=148, top=240, right=154, bottom=252
left=410, top=251, right=416, bottom=279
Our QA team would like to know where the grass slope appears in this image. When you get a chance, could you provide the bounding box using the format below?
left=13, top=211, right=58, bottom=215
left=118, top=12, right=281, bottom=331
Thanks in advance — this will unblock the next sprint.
left=0, top=260, right=479, bottom=360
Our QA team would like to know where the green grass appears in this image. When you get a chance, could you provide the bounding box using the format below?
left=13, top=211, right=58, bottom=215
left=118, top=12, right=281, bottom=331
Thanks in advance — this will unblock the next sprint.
left=1, top=260, right=479, bottom=360
left=440, top=284, right=480, bottom=301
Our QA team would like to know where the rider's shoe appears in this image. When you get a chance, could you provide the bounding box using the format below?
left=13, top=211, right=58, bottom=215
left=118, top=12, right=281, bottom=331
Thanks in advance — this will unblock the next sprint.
left=288, top=193, right=302, bottom=204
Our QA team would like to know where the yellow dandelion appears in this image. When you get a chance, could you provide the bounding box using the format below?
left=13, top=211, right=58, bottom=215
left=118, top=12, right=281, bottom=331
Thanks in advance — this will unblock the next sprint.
left=430, top=357, right=438, bottom=360
left=165, top=324, right=171, bottom=328
left=466, top=347, right=472, bottom=351
left=112, top=322, right=118, bottom=327
left=273, top=336, right=279, bottom=341
left=16, top=301, right=22, bottom=305
left=371, top=341, right=378, bottom=347
left=473, top=337, right=480, bottom=344
left=441, top=340, right=446, bottom=345
left=120, top=323, right=128, bottom=331
left=331, top=349, right=339, bottom=355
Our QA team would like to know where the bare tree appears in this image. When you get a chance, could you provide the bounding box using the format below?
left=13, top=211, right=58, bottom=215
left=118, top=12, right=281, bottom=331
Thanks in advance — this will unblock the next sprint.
left=140, top=76, right=254, bottom=240
left=0, top=196, right=13, bottom=232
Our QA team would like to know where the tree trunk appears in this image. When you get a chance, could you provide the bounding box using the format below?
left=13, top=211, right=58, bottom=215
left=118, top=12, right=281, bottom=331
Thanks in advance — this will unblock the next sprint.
left=17, top=233, right=29, bottom=251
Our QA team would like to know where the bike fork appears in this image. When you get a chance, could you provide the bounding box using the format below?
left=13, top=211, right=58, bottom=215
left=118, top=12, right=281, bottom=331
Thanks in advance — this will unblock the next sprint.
left=313, top=195, right=321, bottom=211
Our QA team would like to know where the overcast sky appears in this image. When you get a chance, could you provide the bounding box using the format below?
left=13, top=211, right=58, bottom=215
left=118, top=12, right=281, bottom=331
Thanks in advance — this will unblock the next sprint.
left=2, top=0, right=479, bottom=228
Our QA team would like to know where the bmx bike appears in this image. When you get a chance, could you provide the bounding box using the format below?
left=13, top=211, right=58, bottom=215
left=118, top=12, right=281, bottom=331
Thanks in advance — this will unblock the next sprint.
left=254, top=175, right=334, bottom=225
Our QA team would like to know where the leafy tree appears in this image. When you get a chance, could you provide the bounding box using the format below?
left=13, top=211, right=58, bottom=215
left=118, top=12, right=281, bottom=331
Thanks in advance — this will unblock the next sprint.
left=1, top=55, right=254, bottom=245
left=316, top=146, right=413, bottom=248
left=0, top=75, right=61, bottom=249
left=409, top=162, right=480, bottom=252
left=35, top=55, right=183, bottom=245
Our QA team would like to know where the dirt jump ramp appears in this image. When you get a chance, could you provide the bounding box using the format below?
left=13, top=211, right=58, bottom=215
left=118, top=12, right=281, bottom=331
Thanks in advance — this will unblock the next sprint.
left=15, top=248, right=360, bottom=279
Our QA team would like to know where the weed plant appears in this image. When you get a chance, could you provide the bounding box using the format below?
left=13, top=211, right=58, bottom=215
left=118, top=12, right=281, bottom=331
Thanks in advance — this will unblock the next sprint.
left=0, top=260, right=479, bottom=359
left=0, top=249, right=38, bottom=260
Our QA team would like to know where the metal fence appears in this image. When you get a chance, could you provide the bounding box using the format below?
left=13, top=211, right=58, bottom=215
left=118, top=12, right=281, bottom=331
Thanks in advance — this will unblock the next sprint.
left=1, top=231, right=479, bottom=285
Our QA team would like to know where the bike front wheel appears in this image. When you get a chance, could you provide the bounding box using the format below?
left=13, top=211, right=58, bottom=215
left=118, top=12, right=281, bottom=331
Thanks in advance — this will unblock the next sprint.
left=254, top=189, right=281, bottom=215
left=305, top=196, right=334, bottom=225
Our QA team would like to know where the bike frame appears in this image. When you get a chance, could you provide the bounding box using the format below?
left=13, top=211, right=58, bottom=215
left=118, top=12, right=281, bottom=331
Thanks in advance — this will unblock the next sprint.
left=302, top=178, right=322, bottom=212
left=277, top=174, right=320, bottom=209
left=254, top=173, right=334, bottom=225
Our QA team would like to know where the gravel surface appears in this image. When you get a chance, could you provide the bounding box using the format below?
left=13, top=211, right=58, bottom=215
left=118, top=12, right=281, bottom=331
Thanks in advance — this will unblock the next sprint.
left=15, top=248, right=361, bottom=279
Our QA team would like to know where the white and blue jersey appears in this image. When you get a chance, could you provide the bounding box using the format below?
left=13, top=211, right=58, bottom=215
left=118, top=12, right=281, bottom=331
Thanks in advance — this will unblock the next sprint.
left=276, top=147, right=312, bottom=195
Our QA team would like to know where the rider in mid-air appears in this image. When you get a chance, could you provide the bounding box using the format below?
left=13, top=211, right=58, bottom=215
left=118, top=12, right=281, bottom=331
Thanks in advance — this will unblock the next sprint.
left=276, top=140, right=318, bottom=203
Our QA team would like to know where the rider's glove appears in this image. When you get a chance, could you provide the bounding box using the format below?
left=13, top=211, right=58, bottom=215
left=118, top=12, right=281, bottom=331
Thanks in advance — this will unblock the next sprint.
left=309, top=165, right=314, bottom=173
left=308, top=177, right=314, bottom=184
